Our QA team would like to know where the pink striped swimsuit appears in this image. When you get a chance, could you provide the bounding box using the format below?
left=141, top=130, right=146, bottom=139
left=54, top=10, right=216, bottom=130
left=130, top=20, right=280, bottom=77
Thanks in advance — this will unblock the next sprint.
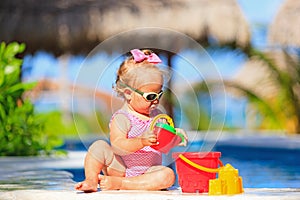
left=110, top=110, right=162, bottom=177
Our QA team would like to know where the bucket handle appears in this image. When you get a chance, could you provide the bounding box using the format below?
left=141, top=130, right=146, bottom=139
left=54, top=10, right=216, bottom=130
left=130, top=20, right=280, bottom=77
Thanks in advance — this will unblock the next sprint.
left=178, top=154, right=223, bottom=173
left=150, top=114, right=185, bottom=143
left=150, top=114, right=174, bottom=130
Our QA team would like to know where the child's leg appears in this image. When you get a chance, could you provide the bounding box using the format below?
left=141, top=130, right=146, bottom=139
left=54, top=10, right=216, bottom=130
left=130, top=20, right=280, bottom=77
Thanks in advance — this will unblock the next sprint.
left=75, top=140, right=126, bottom=192
left=99, top=165, right=175, bottom=191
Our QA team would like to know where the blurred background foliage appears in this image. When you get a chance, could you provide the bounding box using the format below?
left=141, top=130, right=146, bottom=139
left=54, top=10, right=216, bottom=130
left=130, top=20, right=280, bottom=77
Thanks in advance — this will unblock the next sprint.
left=237, top=48, right=300, bottom=133
left=0, top=42, right=61, bottom=156
left=187, top=46, right=300, bottom=133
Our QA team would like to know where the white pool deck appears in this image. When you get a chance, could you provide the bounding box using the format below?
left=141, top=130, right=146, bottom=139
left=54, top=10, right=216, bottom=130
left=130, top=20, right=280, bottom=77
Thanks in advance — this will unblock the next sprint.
left=1, top=188, right=300, bottom=200
left=1, top=133, right=300, bottom=200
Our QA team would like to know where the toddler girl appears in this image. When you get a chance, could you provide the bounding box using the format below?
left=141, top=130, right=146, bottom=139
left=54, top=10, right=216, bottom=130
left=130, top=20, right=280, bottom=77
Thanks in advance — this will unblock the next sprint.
left=75, top=49, right=187, bottom=192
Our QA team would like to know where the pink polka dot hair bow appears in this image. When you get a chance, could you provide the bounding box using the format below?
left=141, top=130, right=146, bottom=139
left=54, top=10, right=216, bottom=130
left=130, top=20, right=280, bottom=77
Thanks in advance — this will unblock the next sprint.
left=130, top=49, right=162, bottom=64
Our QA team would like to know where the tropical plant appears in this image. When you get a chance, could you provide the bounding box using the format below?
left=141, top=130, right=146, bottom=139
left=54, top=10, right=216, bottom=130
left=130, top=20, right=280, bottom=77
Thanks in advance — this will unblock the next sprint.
left=0, top=42, right=63, bottom=156
left=191, top=46, right=300, bottom=133
left=240, top=47, right=300, bottom=133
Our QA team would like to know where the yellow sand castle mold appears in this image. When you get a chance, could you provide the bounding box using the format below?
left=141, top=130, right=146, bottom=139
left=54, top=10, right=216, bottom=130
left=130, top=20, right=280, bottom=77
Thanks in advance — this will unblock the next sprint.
left=209, top=163, right=243, bottom=195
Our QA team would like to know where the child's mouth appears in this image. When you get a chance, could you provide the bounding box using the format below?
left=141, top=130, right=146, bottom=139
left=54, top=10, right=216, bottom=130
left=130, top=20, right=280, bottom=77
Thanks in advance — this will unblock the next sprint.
left=150, top=105, right=157, bottom=111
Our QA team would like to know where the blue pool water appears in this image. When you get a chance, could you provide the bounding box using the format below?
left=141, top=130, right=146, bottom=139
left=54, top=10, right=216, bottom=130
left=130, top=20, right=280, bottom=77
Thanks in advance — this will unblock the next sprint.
left=63, top=135, right=300, bottom=189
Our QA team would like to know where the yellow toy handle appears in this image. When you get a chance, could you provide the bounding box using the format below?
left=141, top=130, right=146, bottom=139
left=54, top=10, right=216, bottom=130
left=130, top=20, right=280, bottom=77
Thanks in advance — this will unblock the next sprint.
left=150, top=114, right=174, bottom=131
left=178, top=154, right=221, bottom=173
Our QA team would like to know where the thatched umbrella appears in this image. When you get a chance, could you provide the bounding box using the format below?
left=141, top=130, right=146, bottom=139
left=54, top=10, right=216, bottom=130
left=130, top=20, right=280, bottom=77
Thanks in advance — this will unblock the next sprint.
left=268, top=0, right=300, bottom=47
left=1, top=0, right=250, bottom=55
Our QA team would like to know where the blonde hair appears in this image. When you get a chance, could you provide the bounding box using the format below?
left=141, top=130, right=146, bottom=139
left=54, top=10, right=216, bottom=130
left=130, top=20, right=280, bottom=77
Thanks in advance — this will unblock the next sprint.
left=114, top=49, right=165, bottom=98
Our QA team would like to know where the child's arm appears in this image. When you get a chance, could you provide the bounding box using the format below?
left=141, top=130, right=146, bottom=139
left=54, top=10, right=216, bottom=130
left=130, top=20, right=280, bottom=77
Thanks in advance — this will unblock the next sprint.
left=110, top=114, right=157, bottom=155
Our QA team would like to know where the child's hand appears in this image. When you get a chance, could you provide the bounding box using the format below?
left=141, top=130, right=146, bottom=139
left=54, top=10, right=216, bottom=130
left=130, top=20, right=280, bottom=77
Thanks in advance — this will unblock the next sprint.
left=140, top=131, right=158, bottom=146
left=175, top=128, right=188, bottom=146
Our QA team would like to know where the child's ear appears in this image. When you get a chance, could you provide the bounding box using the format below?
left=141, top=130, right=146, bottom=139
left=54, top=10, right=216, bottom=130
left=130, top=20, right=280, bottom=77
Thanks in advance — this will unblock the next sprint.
left=124, top=89, right=132, bottom=100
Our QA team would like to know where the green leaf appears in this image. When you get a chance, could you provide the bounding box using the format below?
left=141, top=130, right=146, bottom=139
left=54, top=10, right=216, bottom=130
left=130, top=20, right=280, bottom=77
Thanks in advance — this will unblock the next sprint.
left=4, top=65, right=20, bottom=86
left=0, top=42, right=6, bottom=59
left=0, top=68, right=4, bottom=87
left=18, top=43, right=26, bottom=53
left=0, top=102, right=6, bottom=119
left=3, top=81, right=36, bottom=95
left=3, top=42, right=25, bottom=59
left=22, top=81, right=37, bottom=91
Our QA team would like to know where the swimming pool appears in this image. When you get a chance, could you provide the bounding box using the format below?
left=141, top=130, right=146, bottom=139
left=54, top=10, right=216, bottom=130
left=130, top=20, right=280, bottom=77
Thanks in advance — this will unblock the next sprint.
left=63, top=133, right=300, bottom=189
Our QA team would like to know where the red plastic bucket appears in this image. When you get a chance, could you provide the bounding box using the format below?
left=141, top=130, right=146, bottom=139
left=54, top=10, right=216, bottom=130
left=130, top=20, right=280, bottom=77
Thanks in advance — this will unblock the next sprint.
left=151, top=123, right=183, bottom=153
left=172, top=152, right=221, bottom=193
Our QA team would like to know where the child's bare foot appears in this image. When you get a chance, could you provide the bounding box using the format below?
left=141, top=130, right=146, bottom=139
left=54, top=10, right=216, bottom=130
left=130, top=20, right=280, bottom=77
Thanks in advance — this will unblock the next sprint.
left=99, top=175, right=122, bottom=190
left=75, top=179, right=98, bottom=192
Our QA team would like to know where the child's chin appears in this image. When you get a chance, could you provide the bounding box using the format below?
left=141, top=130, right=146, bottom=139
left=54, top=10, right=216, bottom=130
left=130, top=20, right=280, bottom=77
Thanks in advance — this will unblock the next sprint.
left=138, top=109, right=150, bottom=116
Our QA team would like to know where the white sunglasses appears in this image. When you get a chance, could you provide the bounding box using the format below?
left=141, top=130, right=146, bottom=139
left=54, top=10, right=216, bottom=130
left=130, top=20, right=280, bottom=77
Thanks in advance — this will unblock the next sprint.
left=119, top=82, right=163, bottom=102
